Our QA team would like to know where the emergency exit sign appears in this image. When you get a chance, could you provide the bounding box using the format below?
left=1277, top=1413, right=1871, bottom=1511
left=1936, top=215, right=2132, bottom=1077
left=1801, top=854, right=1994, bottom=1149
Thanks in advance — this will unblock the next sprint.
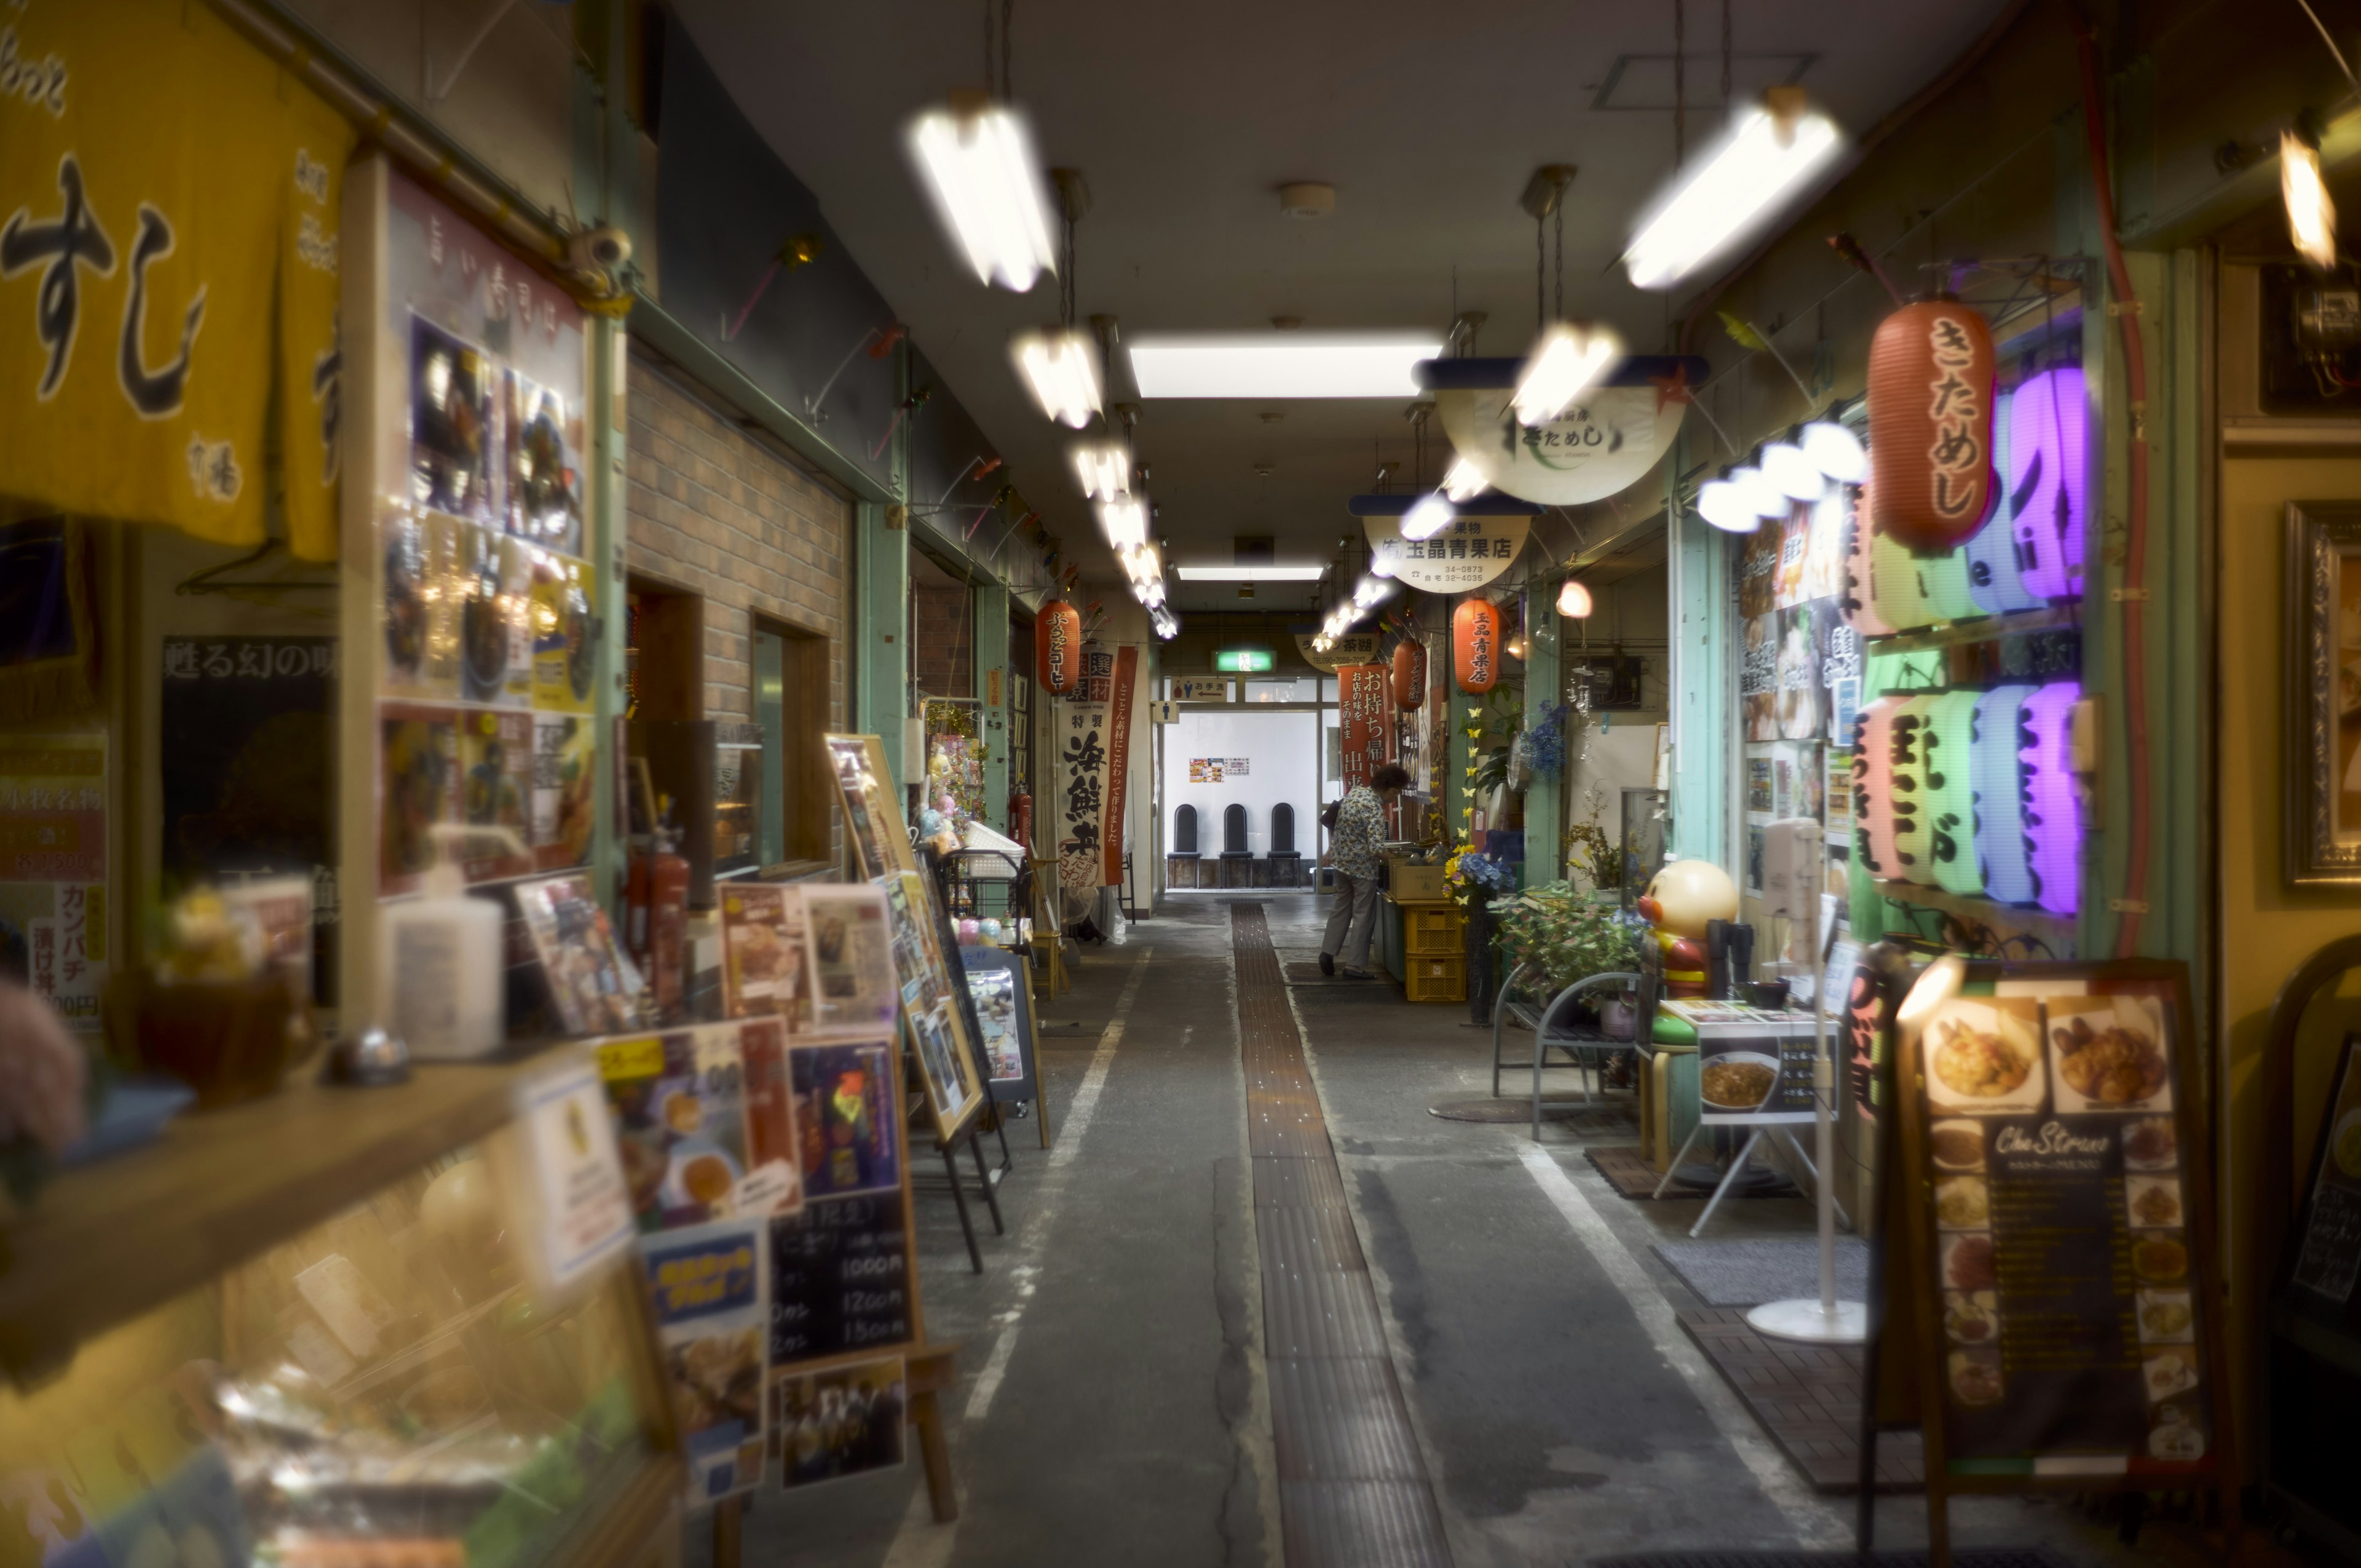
left=1214, top=647, right=1274, bottom=673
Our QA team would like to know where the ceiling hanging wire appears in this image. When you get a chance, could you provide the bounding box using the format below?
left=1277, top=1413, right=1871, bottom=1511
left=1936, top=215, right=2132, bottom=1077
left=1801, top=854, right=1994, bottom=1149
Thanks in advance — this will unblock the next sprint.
left=1672, top=0, right=1686, bottom=168
left=1720, top=0, right=1732, bottom=108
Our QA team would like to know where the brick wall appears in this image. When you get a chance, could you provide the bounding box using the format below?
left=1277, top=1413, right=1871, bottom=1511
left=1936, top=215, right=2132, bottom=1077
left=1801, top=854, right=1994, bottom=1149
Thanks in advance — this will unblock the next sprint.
left=625, top=355, right=850, bottom=722
left=911, top=583, right=972, bottom=698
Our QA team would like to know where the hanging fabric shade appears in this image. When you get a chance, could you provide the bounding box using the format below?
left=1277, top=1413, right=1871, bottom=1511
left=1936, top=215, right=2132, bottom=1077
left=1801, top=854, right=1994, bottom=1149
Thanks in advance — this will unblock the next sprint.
left=2020, top=681, right=2081, bottom=915
left=1972, top=684, right=2038, bottom=903
left=1452, top=599, right=1501, bottom=694
left=1840, top=481, right=1896, bottom=636
left=1887, top=695, right=1940, bottom=885
left=1392, top=639, right=1426, bottom=710
left=1853, top=695, right=1910, bottom=881
left=1964, top=389, right=2044, bottom=616
left=1869, top=298, right=1996, bottom=553
left=1923, top=691, right=1983, bottom=897
left=2008, top=367, right=2088, bottom=600
left=1035, top=599, right=1082, bottom=695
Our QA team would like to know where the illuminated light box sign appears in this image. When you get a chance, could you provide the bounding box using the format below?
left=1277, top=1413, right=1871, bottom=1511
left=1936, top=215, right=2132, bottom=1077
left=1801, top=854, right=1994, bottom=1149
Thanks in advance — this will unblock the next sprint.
left=1853, top=695, right=1910, bottom=880
left=1964, top=389, right=2045, bottom=616
left=2020, top=680, right=2081, bottom=915
left=1971, top=684, right=2039, bottom=904
left=1888, top=695, right=1939, bottom=885
left=1840, top=485, right=1897, bottom=637
left=1214, top=647, right=1275, bottom=673
left=2008, top=366, right=2087, bottom=601
left=1923, top=691, right=1983, bottom=897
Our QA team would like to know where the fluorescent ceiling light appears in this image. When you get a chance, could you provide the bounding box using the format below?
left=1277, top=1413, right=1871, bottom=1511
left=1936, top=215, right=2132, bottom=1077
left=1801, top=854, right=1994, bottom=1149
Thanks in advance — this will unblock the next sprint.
left=1128, top=334, right=1444, bottom=398
left=1697, top=479, right=1760, bottom=533
left=1401, top=492, right=1455, bottom=541
left=1626, top=95, right=1844, bottom=291
left=2284, top=129, right=2338, bottom=272
left=1173, top=564, right=1326, bottom=582
left=1801, top=420, right=1866, bottom=483
left=1441, top=456, right=1490, bottom=502
left=1011, top=328, right=1102, bottom=428
left=1760, top=441, right=1825, bottom=502
left=907, top=102, right=1058, bottom=292
left=1729, top=465, right=1789, bottom=518
left=1118, top=542, right=1161, bottom=585
left=1097, top=497, right=1148, bottom=550
left=1512, top=322, right=1623, bottom=427
left=1070, top=438, right=1132, bottom=500
left=1353, top=576, right=1391, bottom=608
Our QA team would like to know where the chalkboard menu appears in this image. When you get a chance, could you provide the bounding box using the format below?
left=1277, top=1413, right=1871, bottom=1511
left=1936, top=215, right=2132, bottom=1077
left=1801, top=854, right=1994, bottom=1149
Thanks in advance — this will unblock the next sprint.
left=1662, top=1000, right=1818, bottom=1126
left=2291, top=1035, right=2361, bottom=1312
left=770, top=1190, right=915, bottom=1362
left=1911, top=980, right=2216, bottom=1475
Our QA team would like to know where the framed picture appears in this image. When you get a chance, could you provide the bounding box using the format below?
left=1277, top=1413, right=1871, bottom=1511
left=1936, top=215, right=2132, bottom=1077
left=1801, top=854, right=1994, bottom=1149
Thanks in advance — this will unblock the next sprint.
left=2287, top=500, right=2361, bottom=884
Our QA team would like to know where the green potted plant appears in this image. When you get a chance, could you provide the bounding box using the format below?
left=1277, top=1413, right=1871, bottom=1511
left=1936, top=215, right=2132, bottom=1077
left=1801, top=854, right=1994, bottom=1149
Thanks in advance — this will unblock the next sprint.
left=1493, top=881, right=1645, bottom=1034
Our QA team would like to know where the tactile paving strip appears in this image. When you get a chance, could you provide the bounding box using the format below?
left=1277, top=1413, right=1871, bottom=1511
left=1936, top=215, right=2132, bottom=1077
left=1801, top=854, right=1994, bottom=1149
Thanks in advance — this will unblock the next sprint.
left=1233, top=905, right=1450, bottom=1567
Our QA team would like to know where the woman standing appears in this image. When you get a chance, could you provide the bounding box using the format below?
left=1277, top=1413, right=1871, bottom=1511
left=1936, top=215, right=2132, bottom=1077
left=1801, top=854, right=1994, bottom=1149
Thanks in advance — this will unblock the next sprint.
left=1319, top=763, right=1410, bottom=980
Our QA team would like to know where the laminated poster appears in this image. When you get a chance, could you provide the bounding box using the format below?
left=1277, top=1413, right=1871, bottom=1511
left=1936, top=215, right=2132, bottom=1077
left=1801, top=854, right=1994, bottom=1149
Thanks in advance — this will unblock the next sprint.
left=968, top=964, right=1024, bottom=1082
left=378, top=702, right=459, bottom=897
left=789, top=1038, right=899, bottom=1202
left=0, top=732, right=108, bottom=1030
left=598, top=1021, right=804, bottom=1233
left=504, top=368, right=585, bottom=556
left=516, top=874, right=644, bottom=1037
left=2290, top=1035, right=2361, bottom=1309
left=1662, top=999, right=1819, bottom=1127
left=802, top=883, right=900, bottom=1035
left=510, top=1054, right=636, bottom=1291
left=1918, top=985, right=2213, bottom=1473
left=778, top=1354, right=907, bottom=1490
left=530, top=712, right=596, bottom=871
left=718, top=882, right=812, bottom=1029
left=644, top=1218, right=769, bottom=1506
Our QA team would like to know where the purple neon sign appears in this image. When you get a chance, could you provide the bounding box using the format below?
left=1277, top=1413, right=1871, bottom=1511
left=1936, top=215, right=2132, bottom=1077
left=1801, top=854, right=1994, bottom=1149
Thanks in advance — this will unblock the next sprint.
left=2007, top=368, right=2087, bottom=601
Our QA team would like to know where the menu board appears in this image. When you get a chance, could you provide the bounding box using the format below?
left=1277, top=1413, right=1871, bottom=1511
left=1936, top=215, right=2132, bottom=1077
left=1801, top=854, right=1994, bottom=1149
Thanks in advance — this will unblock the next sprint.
left=643, top=1218, right=769, bottom=1505
left=770, top=1190, right=915, bottom=1362
left=2291, top=1035, right=2361, bottom=1310
left=1913, top=982, right=2213, bottom=1473
left=596, top=1020, right=805, bottom=1233
left=1661, top=1000, right=1818, bottom=1126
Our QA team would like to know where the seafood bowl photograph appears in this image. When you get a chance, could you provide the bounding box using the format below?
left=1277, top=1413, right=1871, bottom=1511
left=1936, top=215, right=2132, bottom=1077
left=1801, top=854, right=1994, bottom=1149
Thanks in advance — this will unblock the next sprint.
left=1698, top=1050, right=1781, bottom=1113
left=2124, top=1173, right=2185, bottom=1230
left=2046, top=994, right=2173, bottom=1114
left=2136, top=1288, right=2195, bottom=1344
left=1921, top=996, right=2046, bottom=1115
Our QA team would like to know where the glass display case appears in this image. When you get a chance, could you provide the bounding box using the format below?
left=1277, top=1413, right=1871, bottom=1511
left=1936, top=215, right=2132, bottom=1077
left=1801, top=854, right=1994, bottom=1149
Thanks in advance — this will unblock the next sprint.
left=713, top=732, right=762, bottom=880
left=1, top=1101, right=680, bottom=1568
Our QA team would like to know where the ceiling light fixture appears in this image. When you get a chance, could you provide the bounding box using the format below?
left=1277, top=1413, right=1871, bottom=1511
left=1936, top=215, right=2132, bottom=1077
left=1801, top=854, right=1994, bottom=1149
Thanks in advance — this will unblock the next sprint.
left=1097, top=497, right=1149, bottom=550
left=1172, top=564, right=1327, bottom=582
left=1760, top=441, right=1825, bottom=503
left=1698, top=477, right=1762, bottom=533
left=906, top=98, right=1058, bottom=293
left=2284, top=124, right=2339, bottom=272
left=1729, top=464, right=1789, bottom=518
left=1400, top=492, right=1455, bottom=541
left=1512, top=322, right=1624, bottom=427
left=1625, top=89, right=1845, bottom=291
left=1800, top=419, right=1867, bottom=484
left=1557, top=579, right=1594, bottom=618
left=1070, top=437, right=1132, bottom=500
left=1127, top=334, right=1444, bottom=398
left=1441, top=456, right=1490, bottom=502
left=1011, top=328, right=1102, bottom=427
left=1353, top=576, right=1391, bottom=608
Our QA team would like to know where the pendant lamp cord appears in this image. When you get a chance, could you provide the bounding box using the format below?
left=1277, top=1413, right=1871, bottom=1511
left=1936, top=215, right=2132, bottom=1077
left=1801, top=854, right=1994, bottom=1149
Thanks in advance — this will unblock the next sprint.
left=985, top=0, right=1013, bottom=97
left=1721, top=0, right=1733, bottom=107
left=1672, top=0, right=1686, bottom=168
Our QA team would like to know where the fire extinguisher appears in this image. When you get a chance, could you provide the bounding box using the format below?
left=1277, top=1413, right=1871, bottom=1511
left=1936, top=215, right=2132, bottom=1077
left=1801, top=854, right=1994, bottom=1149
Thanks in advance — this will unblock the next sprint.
left=628, top=806, right=690, bottom=1021
left=1010, top=785, right=1033, bottom=853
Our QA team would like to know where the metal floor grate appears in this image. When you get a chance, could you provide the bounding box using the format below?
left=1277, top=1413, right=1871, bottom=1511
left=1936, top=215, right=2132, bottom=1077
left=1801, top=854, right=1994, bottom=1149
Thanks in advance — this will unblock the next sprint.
left=1232, top=905, right=1451, bottom=1568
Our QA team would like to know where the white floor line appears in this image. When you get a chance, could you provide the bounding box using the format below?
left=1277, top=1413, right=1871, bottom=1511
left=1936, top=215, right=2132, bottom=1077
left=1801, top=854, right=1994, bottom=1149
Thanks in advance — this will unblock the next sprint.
left=880, top=948, right=1154, bottom=1563
left=1515, top=1142, right=1851, bottom=1548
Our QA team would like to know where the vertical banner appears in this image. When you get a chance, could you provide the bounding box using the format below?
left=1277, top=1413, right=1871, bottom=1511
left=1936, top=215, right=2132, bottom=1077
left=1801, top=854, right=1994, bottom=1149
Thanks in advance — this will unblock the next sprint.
left=1101, top=645, right=1138, bottom=886
left=1339, top=663, right=1388, bottom=794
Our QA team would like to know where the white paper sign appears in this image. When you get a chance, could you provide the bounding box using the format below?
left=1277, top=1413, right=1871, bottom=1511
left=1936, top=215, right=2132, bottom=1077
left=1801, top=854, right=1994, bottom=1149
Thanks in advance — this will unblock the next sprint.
left=515, top=1055, right=637, bottom=1289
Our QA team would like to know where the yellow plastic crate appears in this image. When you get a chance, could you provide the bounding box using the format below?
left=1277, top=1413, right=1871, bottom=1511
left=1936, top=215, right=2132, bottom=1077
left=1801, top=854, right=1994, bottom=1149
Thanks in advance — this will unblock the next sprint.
left=1404, top=954, right=1465, bottom=1003
left=1404, top=905, right=1463, bottom=954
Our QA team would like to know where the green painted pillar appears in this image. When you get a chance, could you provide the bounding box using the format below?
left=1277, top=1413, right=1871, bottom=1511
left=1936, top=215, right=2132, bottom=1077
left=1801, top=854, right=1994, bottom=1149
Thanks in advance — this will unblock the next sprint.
left=856, top=501, right=908, bottom=791
left=1523, top=569, right=1562, bottom=885
left=1669, top=445, right=1731, bottom=873
left=974, top=582, right=1011, bottom=830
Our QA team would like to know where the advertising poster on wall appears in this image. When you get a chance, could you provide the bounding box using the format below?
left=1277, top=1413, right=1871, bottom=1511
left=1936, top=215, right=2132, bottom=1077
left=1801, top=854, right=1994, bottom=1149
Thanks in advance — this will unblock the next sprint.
left=643, top=1218, right=770, bottom=1506
left=779, top=1356, right=908, bottom=1490
left=0, top=733, right=108, bottom=1029
left=1339, top=663, right=1388, bottom=794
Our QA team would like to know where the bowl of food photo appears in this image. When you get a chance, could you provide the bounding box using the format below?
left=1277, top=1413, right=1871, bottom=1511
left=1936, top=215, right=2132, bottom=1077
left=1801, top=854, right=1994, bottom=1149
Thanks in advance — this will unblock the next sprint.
left=2048, top=995, right=2172, bottom=1114
left=1699, top=1051, right=1780, bottom=1113
left=1923, top=997, right=2045, bottom=1115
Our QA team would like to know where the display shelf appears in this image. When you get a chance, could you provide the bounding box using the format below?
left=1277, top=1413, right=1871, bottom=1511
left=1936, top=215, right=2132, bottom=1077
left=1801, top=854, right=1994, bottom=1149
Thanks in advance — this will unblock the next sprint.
left=0, top=1058, right=536, bottom=1378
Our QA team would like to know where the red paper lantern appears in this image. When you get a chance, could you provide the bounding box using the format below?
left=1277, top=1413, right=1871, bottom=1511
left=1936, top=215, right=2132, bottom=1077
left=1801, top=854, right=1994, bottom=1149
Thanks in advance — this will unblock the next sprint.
left=1868, top=298, right=1996, bottom=555
left=1452, top=600, right=1500, bottom=694
left=1391, top=640, right=1426, bottom=711
left=1035, top=599, right=1081, bottom=695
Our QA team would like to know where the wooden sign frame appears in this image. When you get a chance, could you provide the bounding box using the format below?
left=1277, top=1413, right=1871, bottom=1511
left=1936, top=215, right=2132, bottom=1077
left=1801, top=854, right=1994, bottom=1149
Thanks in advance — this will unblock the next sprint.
left=1873, top=957, right=2239, bottom=1566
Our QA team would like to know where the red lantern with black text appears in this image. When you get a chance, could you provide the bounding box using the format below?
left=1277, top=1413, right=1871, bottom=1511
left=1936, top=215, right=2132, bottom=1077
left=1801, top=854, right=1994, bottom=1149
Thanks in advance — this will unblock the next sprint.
left=1452, top=600, right=1500, bottom=694
left=1868, top=298, right=1995, bottom=555
left=1035, top=599, right=1081, bottom=695
left=1391, top=639, right=1426, bottom=711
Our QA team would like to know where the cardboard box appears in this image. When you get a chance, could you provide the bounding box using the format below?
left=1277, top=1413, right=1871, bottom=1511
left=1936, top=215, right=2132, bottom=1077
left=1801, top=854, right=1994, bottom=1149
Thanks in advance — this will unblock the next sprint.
left=1386, top=859, right=1449, bottom=903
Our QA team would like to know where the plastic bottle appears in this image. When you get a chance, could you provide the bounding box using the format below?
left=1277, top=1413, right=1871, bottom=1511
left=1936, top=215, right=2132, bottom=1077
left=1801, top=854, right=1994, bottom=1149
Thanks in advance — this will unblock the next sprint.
left=382, top=824, right=506, bottom=1059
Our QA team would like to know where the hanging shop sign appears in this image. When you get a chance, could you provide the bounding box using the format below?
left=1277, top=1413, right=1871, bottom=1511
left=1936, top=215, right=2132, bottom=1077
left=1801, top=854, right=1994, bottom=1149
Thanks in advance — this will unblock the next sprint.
left=2007, top=366, right=2087, bottom=601
left=1452, top=600, right=1501, bottom=694
left=1054, top=644, right=1138, bottom=893
left=1869, top=299, right=1996, bottom=554
left=1035, top=600, right=1081, bottom=694
left=1295, top=631, right=1380, bottom=673
left=1339, top=664, right=1389, bottom=793
left=1171, top=676, right=1233, bottom=702
left=1350, top=493, right=1533, bottom=595
left=1413, top=355, right=1709, bottom=507
left=0, top=0, right=354, bottom=558
left=1392, top=640, right=1426, bottom=711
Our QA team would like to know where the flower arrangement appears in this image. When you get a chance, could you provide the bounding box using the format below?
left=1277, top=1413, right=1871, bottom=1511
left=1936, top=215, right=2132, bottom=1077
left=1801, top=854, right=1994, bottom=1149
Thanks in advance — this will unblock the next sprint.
left=1525, top=702, right=1569, bottom=777
left=1444, top=844, right=1517, bottom=902
left=1492, top=881, right=1646, bottom=996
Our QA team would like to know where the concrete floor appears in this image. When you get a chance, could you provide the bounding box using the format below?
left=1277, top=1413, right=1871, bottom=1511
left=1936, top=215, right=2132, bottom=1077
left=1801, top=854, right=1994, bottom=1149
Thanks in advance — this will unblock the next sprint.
left=714, top=892, right=2226, bottom=1568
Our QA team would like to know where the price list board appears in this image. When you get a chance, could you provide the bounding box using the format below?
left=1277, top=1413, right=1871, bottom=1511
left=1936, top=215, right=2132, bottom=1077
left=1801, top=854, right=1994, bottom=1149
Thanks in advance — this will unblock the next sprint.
left=1903, top=970, right=2226, bottom=1485
left=770, top=1190, right=917, bottom=1361
left=1663, top=1001, right=1819, bottom=1126
left=2288, top=1036, right=2361, bottom=1312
